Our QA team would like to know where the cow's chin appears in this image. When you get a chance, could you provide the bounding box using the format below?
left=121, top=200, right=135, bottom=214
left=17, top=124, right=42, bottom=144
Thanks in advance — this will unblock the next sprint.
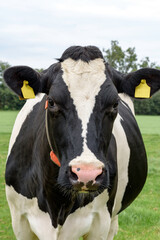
left=57, top=183, right=106, bottom=202
left=73, top=185, right=107, bottom=200
left=76, top=187, right=105, bottom=196
left=74, top=187, right=107, bottom=207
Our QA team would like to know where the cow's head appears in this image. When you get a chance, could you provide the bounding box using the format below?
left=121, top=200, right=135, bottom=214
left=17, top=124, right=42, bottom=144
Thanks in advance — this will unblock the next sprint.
left=4, top=46, right=160, bottom=195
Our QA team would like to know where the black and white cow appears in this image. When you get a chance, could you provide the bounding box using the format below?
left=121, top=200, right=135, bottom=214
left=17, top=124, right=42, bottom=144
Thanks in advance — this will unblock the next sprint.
left=4, top=46, right=160, bottom=240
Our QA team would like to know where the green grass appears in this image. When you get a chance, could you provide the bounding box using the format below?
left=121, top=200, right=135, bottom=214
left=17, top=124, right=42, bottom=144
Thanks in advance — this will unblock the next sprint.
left=0, top=111, right=18, bottom=239
left=0, top=111, right=19, bottom=134
left=114, top=134, right=160, bottom=240
left=0, top=112, right=160, bottom=239
left=114, top=115, right=160, bottom=240
left=136, top=115, right=160, bottom=134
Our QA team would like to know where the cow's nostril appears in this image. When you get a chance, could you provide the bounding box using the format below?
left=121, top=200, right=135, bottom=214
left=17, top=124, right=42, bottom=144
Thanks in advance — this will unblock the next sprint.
left=95, top=168, right=105, bottom=183
left=69, top=167, right=78, bottom=182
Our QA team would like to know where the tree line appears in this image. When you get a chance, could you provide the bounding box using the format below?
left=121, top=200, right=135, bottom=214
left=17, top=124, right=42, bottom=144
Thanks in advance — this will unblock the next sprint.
left=0, top=40, right=160, bottom=114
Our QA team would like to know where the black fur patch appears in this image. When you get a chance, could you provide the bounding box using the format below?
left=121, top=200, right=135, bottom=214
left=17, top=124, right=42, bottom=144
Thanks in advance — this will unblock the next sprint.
left=59, top=45, right=104, bottom=62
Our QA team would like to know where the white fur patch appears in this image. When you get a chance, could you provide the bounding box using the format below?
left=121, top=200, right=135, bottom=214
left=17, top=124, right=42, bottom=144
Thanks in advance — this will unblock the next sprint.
left=6, top=185, right=58, bottom=240
left=61, top=58, right=106, bottom=167
left=58, top=190, right=111, bottom=240
left=111, top=94, right=133, bottom=217
left=7, top=93, right=45, bottom=158
left=119, top=93, right=135, bottom=115
left=112, top=113, right=130, bottom=216
left=6, top=185, right=113, bottom=240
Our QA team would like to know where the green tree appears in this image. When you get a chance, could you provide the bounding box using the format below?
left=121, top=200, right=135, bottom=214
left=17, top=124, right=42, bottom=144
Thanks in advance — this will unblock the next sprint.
left=0, top=61, right=10, bottom=88
left=134, top=92, right=160, bottom=115
left=103, top=40, right=137, bottom=73
left=138, top=57, right=157, bottom=68
left=103, top=40, right=160, bottom=73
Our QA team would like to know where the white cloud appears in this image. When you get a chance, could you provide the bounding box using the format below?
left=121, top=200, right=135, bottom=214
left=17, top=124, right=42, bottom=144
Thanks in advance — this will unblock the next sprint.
left=51, top=0, right=160, bottom=21
left=0, top=0, right=160, bottom=68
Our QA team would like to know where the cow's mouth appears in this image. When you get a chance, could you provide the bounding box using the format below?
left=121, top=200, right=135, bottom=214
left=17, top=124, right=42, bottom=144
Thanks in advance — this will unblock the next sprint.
left=71, top=180, right=101, bottom=192
left=57, top=166, right=107, bottom=197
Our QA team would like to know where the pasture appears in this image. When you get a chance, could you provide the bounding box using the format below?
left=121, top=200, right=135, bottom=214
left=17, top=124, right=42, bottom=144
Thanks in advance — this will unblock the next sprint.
left=0, top=111, right=160, bottom=239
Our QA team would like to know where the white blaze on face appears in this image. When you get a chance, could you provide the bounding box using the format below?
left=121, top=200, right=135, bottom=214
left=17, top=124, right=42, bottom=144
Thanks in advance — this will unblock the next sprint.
left=61, top=58, right=106, bottom=167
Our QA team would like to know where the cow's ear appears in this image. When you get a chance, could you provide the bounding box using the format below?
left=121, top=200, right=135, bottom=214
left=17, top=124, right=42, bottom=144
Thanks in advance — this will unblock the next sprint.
left=3, top=66, right=41, bottom=99
left=109, top=66, right=160, bottom=98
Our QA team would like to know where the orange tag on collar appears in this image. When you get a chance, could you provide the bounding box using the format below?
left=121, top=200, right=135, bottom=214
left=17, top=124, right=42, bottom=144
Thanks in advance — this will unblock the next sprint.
left=50, top=151, right=61, bottom=167
left=45, top=100, right=49, bottom=109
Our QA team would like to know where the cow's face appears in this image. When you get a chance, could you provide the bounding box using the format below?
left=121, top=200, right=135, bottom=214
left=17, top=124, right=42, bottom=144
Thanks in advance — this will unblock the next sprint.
left=46, top=47, right=119, bottom=194
left=4, top=46, right=160, bottom=195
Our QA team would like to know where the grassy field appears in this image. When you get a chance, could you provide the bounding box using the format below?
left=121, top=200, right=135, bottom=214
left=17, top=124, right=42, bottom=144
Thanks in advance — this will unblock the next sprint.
left=0, top=111, right=160, bottom=239
left=115, top=115, right=160, bottom=240
left=0, top=111, right=19, bottom=239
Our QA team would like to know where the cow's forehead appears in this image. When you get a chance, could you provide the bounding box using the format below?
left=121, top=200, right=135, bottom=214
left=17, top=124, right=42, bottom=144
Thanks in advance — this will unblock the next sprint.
left=61, top=58, right=106, bottom=125
left=61, top=58, right=106, bottom=167
left=61, top=57, right=105, bottom=74
left=61, top=57, right=106, bottom=101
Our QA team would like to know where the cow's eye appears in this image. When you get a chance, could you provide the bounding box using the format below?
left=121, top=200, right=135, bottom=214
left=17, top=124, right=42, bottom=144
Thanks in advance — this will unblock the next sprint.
left=113, top=102, right=118, bottom=109
left=48, top=98, right=59, bottom=113
left=104, top=101, right=118, bottom=121
left=48, top=98, right=54, bottom=107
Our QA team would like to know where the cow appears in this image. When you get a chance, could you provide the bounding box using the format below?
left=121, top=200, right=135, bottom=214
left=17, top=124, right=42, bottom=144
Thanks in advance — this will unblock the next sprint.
left=3, top=46, right=160, bottom=240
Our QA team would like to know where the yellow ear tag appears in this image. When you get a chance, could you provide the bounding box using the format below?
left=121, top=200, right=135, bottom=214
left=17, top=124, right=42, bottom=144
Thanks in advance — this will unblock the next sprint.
left=21, top=80, right=35, bottom=99
left=134, top=79, right=151, bottom=98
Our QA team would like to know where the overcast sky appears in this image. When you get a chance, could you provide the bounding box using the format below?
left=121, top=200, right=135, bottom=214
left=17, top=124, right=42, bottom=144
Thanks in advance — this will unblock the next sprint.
left=1, top=0, right=160, bottom=69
